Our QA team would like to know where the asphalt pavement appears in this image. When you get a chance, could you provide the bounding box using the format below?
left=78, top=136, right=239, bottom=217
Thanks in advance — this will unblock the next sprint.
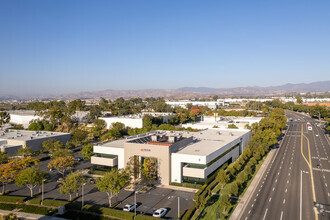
left=238, top=111, right=329, bottom=220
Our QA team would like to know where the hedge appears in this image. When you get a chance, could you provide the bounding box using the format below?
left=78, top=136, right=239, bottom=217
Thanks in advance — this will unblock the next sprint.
left=59, top=210, right=115, bottom=220
left=135, top=214, right=158, bottom=220
left=0, top=195, right=26, bottom=203
left=42, top=199, right=69, bottom=207
left=21, top=204, right=56, bottom=215
left=170, top=182, right=203, bottom=189
left=181, top=203, right=197, bottom=220
left=27, top=198, right=42, bottom=205
left=0, top=203, right=16, bottom=211
left=83, top=204, right=135, bottom=219
left=65, top=202, right=82, bottom=210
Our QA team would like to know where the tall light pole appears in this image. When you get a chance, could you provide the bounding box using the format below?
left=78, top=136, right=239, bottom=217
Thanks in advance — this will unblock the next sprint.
left=81, top=183, right=86, bottom=210
left=41, top=179, right=46, bottom=205
left=177, top=196, right=180, bottom=219
left=134, top=191, right=137, bottom=218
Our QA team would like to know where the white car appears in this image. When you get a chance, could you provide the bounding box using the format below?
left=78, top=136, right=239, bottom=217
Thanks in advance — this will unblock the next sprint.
left=316, top=134, right=319, bottom=137
left=153, top=208, right=167, bottom=218
left=123, top=203, right=136, bottom=212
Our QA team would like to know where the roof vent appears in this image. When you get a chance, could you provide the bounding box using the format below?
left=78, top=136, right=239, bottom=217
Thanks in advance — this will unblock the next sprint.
left=168, top=136, right=176, bottom=143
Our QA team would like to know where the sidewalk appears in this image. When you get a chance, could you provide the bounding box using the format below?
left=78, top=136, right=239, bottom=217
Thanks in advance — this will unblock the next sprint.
left=0, top=210, right=67, bottom=220
left=156, top=184, right=199, bottom=193
left=230, top=148, right=277, bottom=220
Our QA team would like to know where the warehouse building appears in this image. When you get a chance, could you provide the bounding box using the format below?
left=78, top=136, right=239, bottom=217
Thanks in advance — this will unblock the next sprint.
left=91, top=129, right=251, bottom=185
left=0, top=129, right=71, bottom=155
left=99, top=112, right=174, bottom=129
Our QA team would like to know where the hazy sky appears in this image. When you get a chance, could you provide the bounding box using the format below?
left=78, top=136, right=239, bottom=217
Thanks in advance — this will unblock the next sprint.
left=1, top=0, right=330, bottom=95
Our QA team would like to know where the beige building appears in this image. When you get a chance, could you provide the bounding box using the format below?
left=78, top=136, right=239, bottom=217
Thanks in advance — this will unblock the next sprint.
left=0, top=129, right=71, bottom=156
left=92, top=129, right=251, bottom=185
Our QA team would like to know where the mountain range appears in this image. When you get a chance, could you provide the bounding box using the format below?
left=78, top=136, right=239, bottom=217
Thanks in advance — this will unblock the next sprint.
left=1, top=80, right=329, bottom=101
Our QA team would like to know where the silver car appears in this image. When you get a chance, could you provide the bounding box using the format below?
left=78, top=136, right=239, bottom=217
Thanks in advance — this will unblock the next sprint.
left=123, top=203, right=136, bottom=212
left=153, top=208, right=167, bottom=218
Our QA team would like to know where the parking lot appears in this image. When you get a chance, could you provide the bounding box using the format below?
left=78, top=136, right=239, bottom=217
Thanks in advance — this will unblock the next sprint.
left=4, top=151, right=195, bottom=219
left=116, top=187, right=194, bottom=219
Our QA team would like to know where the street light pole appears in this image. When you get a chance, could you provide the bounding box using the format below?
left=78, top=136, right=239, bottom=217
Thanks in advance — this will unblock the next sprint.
left=41, top=179, right=46, bottom=205
left=178, top=196, right=180, bottom=219
left=82, top=183, right=86, bottom=210
left=134, top=191, right=137, bottom=218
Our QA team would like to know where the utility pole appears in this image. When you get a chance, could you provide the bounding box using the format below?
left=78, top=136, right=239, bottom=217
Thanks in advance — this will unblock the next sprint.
left=81, top=183, right=86, bottom=210
left=41, top=179, right=46, bottom=205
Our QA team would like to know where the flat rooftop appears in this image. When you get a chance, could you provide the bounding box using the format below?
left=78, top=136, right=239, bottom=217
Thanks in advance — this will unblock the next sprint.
left=8, top=110, right=36, bottom=116
left=97, top=129, right=249, bottom=156
left=0, top=129, right=70, bottom=141
left=176, top=129, right=249, bottom=156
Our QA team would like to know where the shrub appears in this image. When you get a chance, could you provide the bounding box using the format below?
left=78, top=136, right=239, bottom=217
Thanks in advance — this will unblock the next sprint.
left=83, top=205, right=135, bottom=219
left=0, top=203, right=16, bottom=211
left=0, top=195, right=26, bottom=203
left=27, top=198, right=42, bottom=205
left=135, top=214, right=158, bottom=219
left=21, top=204, right=56, bottom=215
left=42, top=199, right=68, bottom=207
left=169, top=182, right=203, bottom=189
left=181, top=203, right=196, bottom=220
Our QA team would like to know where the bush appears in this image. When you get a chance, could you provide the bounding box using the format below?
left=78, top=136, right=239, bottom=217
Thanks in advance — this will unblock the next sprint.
left=21, top=204, right=56, bottom=215
left=42, top=199, right=68, bottom=207
left=170, top=182, right=203, bottom=189
left=181, top=203, right=196, bottom=220
left=0, top=203, right=16, bottom=211
left=135, top=214, right=158, bottom=219
left=83, top=205, right=135, bottom=219
left=0, top=195, right=26, bottom=203
left=27, top=198, right=41, bottom=205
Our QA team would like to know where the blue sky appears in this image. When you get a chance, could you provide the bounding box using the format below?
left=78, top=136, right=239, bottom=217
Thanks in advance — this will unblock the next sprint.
left=1, top=0, right=329, bottom=95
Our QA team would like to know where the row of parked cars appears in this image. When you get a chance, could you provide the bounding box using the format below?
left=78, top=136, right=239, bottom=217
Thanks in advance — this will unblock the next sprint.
left=123, top=203, right=167, bottom=218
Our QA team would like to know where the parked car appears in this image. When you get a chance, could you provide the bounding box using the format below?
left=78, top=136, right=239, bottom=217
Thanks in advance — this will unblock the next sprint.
left=153, top=208, right=167, bottom=218
left=89, top=178, right=96, bottom=184
left=123, top=203, right=137, bottom=212
left=74, top=157, right=83, bottom=161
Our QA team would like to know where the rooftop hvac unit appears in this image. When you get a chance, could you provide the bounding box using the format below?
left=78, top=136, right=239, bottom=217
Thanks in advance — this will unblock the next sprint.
left=151, top=135, right=158, bottom=142
left=168, top=136, right=176, bottom=143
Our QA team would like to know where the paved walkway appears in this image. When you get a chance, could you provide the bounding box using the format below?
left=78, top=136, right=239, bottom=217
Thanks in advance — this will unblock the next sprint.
left=156, top=184, right=199, bottom=193
left=0, top=210, right=67, bottom=220
left=230, top=148, right=277, bottom=220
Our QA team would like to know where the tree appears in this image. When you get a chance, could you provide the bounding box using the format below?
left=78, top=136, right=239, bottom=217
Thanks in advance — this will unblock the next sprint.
left=42, top=139, right=63, bottom=154
left=51, top=149, right=73, bottom=159
left=216, top=170, right=229, bottom=188
left=0, top=157, right=39, bottom=194
left=0, top=152, right=9, bottom=164
left=95, top=169, right=129, bottom=207
left=229, top=182, right=238, bottom=196
left=15, top=167, right=47, bottom=197
left=219, top=194, right=231, bottom=213
left=81, top=143, right=94, bottom=160
left=48, top=157, right=76, bottom=177
left=71, top=129, right=88, bottom=145
left=143, top=115, right=152, bottom=130
left=59, top=171, right=84, bottom=201
left=18, top=147, right=33, bottom=158
left=296, top=96, right=303, bottom=104
left=125, top=156, right=140, bottom=184
left=0, top=112, right=10, bottom=128
left=141, top=158, right=157, bottom=185
left=228, top=124, right=238, bottom=129
left=92, top=119, right=107, bottom=138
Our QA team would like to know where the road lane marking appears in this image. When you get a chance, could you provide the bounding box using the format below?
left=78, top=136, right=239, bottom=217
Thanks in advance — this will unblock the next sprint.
left=269, top=198, right=271, bottom=202
left=283, top=199, right=285, bottom=204
left=280, top=211, right=283, bottom=220
left=286, top=188, right=287, bottom=193
left=272, top=187, right=275, bottom=191
left=262, top=208, right=268, bottom=220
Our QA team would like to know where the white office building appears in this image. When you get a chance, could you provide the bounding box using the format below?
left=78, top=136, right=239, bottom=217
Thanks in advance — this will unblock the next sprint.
left=91, top=129, right=251, bottom=185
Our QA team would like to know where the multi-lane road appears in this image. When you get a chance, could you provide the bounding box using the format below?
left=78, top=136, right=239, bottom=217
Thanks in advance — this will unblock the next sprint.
left=239, top=111, right=329, bottom=220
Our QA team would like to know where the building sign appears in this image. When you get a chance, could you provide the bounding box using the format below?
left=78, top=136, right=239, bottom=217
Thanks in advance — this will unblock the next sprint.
left=140, top=149, right=151, bottom=152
